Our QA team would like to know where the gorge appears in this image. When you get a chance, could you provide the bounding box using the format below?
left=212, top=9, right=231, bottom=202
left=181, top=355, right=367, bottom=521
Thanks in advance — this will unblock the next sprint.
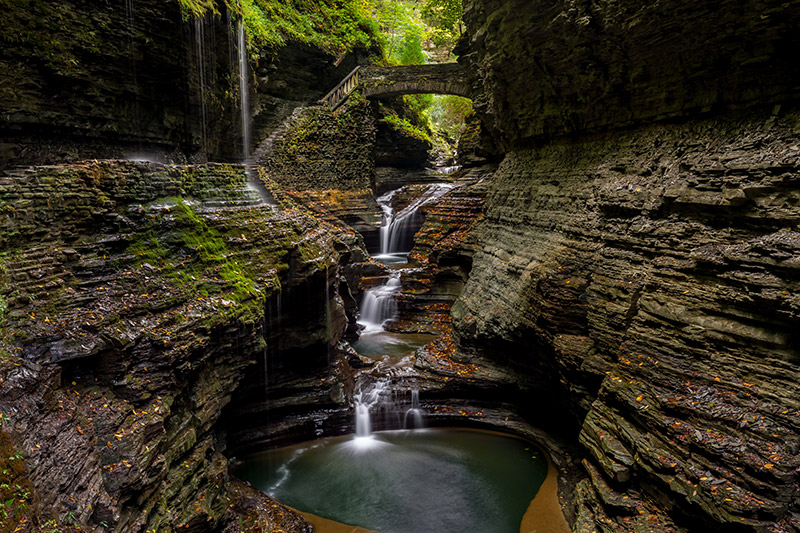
left=0, top=0, right=799, bottom=532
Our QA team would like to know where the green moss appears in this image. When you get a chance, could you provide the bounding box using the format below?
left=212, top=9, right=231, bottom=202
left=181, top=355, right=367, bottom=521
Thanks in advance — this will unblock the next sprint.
left=0, top=259, right=8, bottom=352
left=125, top=198, right=274, bottom=326
left=380, top=111, right=432, bottom=144
left=237, top=0, right=381, bottom=57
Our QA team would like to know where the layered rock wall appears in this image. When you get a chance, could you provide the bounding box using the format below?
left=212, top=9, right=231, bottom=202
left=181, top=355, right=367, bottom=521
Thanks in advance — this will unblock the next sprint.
left=456, top=1, right=800, bottom=529
left=452, top=105, right=800, bottom=530
left=0, top=160, right=357, bottom=531
left=461, top=0, right=800, bottom=148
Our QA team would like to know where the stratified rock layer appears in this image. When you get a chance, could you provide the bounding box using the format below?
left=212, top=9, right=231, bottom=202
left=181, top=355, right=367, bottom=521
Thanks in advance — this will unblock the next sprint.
left=451, top=106, right=800, bottom=531
left=0, top=160, right=357, bottom=531
left=461, top=0, right=800, bottom=148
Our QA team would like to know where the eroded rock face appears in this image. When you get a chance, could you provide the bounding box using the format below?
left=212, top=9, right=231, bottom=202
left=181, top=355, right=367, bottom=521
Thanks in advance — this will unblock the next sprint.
left=0, top=1, right=244, bottom=168
left=389, top=175, right=489, bottom=334
left=451, top=107, right=800, bottom=530
left=461, top=0, right=800, bottom=148
left=0, top=160, right=357, bottom=531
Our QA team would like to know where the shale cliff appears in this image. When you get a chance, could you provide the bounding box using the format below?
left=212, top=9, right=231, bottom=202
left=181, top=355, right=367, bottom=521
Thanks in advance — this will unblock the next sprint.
left=0, top=161, right=361, bottom=531
left=461, top=0, right=800, bottom=148
left=0, top=0, right=363, bottom=170
left=452, top=0, right=800, bottom=531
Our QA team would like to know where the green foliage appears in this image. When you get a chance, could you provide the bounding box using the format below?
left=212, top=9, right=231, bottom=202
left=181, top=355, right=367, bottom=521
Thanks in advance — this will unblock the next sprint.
left=381, top=111, right=432, bottom=144
left=396, top=32, right=426, bottom=65
left=366, top=1, right=429, bottom=65
left=238, top=0, right=380, bottom=56
left=177, top=0, right=224, bottom=18
left=428, top=94, right=473, bottom=139
left=421, top=0, right=463, bottom=48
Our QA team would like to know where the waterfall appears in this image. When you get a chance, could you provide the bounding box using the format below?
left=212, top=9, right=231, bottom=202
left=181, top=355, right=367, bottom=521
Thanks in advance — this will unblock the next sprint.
left=358, top=273, right=401, bottom=334
left=353, top=380, right=424, bottom=439
left=403, top=388, right=424, bottom=429
left=124, top=0, right=140, bottom=141
left=194, top=17, right=209, bottom=160
left=377, top=184, right=454, bottom=256
left=236, top=18, right=251, bottom=160
left=353, top=378, right=391, bottom=439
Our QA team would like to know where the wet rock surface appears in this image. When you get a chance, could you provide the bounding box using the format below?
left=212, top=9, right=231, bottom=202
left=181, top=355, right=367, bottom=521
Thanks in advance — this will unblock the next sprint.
left=0, top=160, right=362, bottom=530
left=451, top=106, right=800, bottom=531
left=461, top=0, right=800, bottom=148
left=389, top=174, right=489, bottom=334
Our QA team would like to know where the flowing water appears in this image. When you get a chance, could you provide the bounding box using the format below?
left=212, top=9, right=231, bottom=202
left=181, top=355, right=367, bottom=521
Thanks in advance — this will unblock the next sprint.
left=353, top=185, right=450, bottom=359
left=358, top=273, right=402, bottom=334
left=234, top=429, right=548, bottom=533
left=373, top=183, right=453, bottom=264
left=193, top=17, right=209, bottom=160
left=236, top=19, right=251, bottom=159
left=234, top=180, right=549, bottom=531
left=124, top=0, right=140, bottom=142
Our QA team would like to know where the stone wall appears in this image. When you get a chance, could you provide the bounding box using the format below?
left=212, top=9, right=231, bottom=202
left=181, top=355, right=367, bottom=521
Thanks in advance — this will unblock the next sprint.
left=262, top=100, right=377, bottom=191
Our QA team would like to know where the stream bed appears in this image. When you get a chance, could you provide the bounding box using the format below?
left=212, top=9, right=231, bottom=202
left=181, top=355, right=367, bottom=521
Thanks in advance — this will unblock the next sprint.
left=234, top=428, right=548, bottom=533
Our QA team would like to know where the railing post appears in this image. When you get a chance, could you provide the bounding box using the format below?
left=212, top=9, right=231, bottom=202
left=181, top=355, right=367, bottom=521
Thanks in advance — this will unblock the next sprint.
left=319, top=66, right=361, bottom=110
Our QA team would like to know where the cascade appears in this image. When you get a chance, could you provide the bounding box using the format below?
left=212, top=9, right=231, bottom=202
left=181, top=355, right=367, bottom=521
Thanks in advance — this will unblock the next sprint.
left=403, top=387, right=424, bottom=429
left=353, top=379, right=425, bottom=438
left=358, top=272, right=401, bottom=334
left=377, top=183, right=453, bottom=258
left=353, top=378, right=391, bottom=438
left=236, top=18, right=251, bottom=159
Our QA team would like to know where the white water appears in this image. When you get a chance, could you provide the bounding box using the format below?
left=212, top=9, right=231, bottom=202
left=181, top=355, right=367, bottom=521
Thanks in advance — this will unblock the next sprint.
left=404, top=388, right=424, bottom=429
left=353, top=379, right=423, bottom=441
left=125, top=0, right=139, bottom=139
left=353, top=378, right=392, bottom=439
left=358, top=273, right=401, bottom=334
left=194, top=17, right=209, bottom=160
left=377, top=184, right=453, bottom=256
left=236, top=19, right=251, bottom=159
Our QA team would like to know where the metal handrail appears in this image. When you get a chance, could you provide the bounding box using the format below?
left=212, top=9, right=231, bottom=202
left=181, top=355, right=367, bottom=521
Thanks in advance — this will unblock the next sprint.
left=319, top=66, right=361, bottom=109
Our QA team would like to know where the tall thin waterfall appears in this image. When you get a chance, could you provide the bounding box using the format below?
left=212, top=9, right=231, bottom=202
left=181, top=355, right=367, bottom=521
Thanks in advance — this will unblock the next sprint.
left=194, top=17, right=209, bottom=160
left=358, top=272, right=401, bottom=333
left=378, top=184, right=453, bottom=256
left=124, top=0, right=139, bottom=139
left=404, top=387, right=424, bottom=429
left=236, top=18, right=251, bottom=159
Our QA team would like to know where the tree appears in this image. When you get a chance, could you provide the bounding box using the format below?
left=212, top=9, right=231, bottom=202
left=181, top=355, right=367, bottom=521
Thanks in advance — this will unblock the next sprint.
left=421, top=0, right=462, bottom=49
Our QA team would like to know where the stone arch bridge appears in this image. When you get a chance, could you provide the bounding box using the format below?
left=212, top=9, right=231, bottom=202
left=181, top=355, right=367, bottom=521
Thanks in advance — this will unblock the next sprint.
left=320, top=63, right=472, bottom=109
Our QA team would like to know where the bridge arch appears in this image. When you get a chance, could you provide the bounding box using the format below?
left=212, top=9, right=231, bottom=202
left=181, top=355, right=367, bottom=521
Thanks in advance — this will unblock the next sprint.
left=320, top=63, right=473, bottom=109
left=359, top=64, right=472, bottom=100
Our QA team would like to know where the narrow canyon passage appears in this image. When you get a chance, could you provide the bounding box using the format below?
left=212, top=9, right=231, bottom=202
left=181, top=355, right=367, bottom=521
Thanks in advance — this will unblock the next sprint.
left=0, top=1, right=798, bottom=532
